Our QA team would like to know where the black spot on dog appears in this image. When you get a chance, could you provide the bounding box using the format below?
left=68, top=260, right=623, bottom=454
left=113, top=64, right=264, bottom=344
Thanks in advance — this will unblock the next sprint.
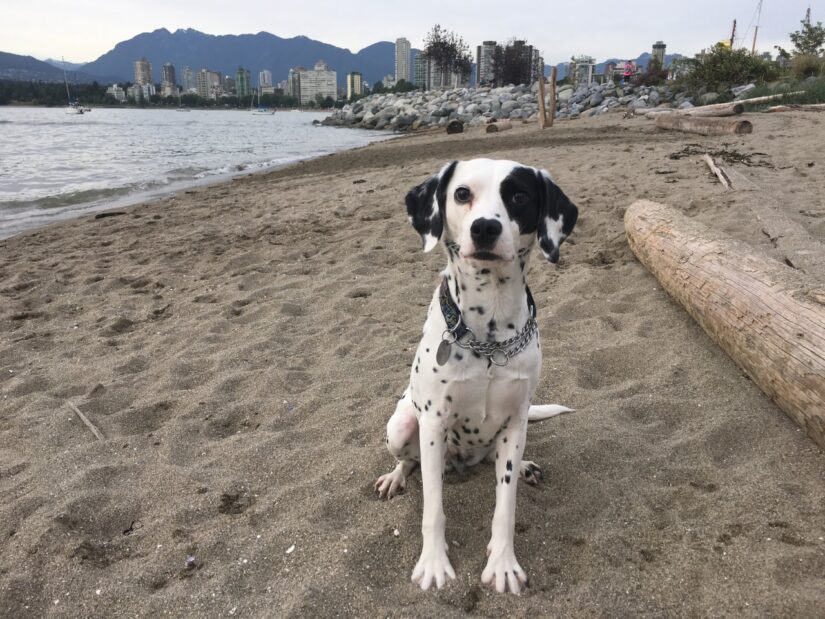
left=507, top=323, right=515, bottom=329
left=445, top=395, right=453, bottom=402
left=480, top=268, right=490, bottom=275
left=504, top=475, right=511, bottom=484
left=454, top=353, right=463, bottom=361
left=506, top=460, right=513, bottom=471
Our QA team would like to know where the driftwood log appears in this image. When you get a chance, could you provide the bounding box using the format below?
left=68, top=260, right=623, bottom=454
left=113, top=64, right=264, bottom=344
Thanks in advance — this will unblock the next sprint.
left=625, top=200, right=825, bottom=449
left=703, top=91, right=805, bottom=110
left=486, top=120, right=512, bottom=133
left=446, top=120, right=464, bottom=134
left=655, top=114, right=753, bottom=136
left=643, top=102, right=744, bottom=118
left=766, top=103, right=825, bottom=113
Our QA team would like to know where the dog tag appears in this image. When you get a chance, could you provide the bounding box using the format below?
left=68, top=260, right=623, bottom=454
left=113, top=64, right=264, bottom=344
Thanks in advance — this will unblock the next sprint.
left=436, top=339, right=452, bottom=365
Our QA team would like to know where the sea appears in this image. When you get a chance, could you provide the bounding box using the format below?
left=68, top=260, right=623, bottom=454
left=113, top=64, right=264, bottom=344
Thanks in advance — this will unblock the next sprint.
left=0, top=107, right=394, bottom=239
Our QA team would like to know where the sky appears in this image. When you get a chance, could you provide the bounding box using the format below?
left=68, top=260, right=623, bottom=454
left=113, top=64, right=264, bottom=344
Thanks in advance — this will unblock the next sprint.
left=3, top=0, right=820, bottom=65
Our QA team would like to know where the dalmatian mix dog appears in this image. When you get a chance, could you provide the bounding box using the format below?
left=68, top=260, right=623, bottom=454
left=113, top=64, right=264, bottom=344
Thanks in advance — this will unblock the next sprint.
left=375, top=159, right=579, bottom=593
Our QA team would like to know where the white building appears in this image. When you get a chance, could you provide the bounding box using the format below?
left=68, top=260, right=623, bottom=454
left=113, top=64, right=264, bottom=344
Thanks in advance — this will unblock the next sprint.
left=346, top=71, right=363, bottom=99
left=259, top=69, right=272, bottom=88
left=298, top=60, right=337, bottom=105
left=395, top=37, right=411, bottom=83
left=133, top=57, right=152, bottom=86
left=106, top=84, right=126, bottom=102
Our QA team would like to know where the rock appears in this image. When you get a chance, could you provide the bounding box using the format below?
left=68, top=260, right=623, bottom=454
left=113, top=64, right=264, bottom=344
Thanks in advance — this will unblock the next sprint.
left=699, top=92, right=719, bottom=105
left=732, top=83, right=756, bottom=98
left=678, top=100, right=695, bottom=110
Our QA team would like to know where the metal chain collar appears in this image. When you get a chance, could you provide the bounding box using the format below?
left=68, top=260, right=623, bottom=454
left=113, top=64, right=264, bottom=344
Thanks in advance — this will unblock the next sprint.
left=438, top=277, right=538, bottom=367
left=442, top=316, right=538, bottom=366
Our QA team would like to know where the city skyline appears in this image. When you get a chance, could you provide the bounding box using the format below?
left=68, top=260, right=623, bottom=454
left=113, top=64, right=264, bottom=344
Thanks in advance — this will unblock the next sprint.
left=3, top=0, right=816, bottom=67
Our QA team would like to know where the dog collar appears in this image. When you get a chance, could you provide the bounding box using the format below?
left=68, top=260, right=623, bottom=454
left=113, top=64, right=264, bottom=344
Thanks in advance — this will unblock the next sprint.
left=437, top=277, right=538, bottom=367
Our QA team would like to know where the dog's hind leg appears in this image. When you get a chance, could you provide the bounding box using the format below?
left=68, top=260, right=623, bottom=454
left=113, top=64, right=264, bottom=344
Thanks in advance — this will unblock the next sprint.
left=375, top=390, right=420, bottom=499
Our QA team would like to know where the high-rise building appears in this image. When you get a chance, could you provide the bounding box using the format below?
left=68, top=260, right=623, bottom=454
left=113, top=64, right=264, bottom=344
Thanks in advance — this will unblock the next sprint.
left=182, top=66, right=196, bottom=93
left=133, top=57, right=152, bottom=86
left=196, top=69, right=210, bottom=98
left=235, top=67, right=251, bottom=97
left=298, top=60, right=337, bottom=106
left=259, top=69, right=272, bottom=88
left=395, top=37, right=411, bottom=83
left=652, top=41, right=667, bottom=67
left=346, top=72, right=363, bottom=99
left=196, top=69, right=223, bottom=99
left=413, top=53, right=428, bottom=89
left=476, top=41, right=497, bottom=85
left=161, top=63, right=177, bottom=97
left=287, top=67, right=303, bottom=100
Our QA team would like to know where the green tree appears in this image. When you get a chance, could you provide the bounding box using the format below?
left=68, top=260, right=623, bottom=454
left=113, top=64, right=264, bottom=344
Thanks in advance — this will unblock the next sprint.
left=423, top=24, right=473, bottom=88
left=491, top=39, right=533, bottom=86
left=682, top=43, right=779, bottom=92
left=777, top=13, right=825, bottom=57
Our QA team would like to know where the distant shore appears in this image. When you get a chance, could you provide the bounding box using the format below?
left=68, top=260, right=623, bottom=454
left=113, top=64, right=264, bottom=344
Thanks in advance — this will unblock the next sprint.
left=1, top=112, right=823, bottom=616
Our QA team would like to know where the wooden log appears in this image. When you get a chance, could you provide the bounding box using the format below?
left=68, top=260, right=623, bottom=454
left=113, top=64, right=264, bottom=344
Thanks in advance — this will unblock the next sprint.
left=548, top=67, right=557, bottom=128
left=765, top=103, right=825, bottom=113
left=625, top=200, right=825, bottom=449
left=537, top=76, right=547, bottom=129
left=702, top=91, right=805, bottom=110
left=446, top=120, right=464, bottom=134
left=641, top=102, right=744, bottom=118
left=655, top=114, right=753, bottom=136
left=486, top=120, right=512, bottom=133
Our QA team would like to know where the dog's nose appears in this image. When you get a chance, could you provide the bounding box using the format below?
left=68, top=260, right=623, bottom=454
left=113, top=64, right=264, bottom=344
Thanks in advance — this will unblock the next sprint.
left=470, top=218, right=502, bottom=249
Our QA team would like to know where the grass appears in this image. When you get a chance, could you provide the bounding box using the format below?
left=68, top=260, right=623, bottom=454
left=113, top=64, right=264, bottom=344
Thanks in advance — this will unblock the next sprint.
left=739, top=77, right=825, bottom=109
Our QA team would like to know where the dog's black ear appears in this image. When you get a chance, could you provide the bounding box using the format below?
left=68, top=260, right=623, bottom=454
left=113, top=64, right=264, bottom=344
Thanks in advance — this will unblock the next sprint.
left=405, top=161, right=457, bottom=252
left=536, top=169, right=578, bottom=263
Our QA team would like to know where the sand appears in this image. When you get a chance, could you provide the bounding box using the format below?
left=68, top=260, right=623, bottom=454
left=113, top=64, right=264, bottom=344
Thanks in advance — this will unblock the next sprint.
left=1, top=112, right=824, bottom=617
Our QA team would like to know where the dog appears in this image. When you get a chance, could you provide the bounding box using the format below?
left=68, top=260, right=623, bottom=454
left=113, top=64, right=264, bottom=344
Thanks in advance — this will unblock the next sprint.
left=375, top=158, right=578, bottom=593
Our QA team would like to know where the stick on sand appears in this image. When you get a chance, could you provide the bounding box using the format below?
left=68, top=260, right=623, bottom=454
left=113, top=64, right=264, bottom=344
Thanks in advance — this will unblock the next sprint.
left=702, top=154, right=732, bottom=189
left=67, top=401, right=105, bottom=440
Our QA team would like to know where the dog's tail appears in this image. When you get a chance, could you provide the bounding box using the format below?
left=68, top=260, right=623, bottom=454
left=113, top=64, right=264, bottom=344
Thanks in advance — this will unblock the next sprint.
left=527, top=404, right=575, bottom=422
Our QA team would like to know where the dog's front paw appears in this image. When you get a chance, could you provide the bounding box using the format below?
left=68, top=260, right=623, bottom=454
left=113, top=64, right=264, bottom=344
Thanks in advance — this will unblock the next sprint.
left=481, top=545, right=528, bottom=594
left=411, top=543, right=455, bottom=590
left=374, top=469, right=406, bottom=499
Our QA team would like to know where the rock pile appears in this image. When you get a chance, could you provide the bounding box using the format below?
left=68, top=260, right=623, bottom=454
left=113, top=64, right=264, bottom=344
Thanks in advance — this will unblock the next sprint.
left=321, top=81, right=757, bottom=131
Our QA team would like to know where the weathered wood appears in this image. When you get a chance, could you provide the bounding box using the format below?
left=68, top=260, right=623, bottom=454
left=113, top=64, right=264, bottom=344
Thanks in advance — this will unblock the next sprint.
left=655, top=114, right=753, bottom=136
left=446, top=120, right=464, bottom=134
left=486, top=120, right=512, bottom=133
left=537, top=76, right=547, bottom=129
left=625, top=200, right=825, bottom=449
left=643, top=102, right=745, bottom=118
left=765, top=103, right=825, bottom=113
left=548, top=67, right=557, bottom=127
left=704, top=91, right=805, bottom=110
left=702, top=154, right=731, bottom=188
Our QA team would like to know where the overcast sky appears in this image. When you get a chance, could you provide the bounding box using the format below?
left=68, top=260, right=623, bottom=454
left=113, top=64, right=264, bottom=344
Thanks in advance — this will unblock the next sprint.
left=3, top=0, right=819, bottom=64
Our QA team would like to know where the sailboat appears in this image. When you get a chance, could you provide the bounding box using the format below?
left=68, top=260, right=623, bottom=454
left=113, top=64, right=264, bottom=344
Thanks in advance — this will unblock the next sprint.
left=251, top=89, right=275, bottom=115
left=63, top=57, right=83, bottom=115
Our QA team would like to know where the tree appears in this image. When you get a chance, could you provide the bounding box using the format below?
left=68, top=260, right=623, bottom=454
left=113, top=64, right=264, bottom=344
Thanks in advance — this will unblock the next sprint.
left=491, top=39, right=533, bottom=86
left=682, top=43, right=779, bottom=92
left=776, top=13, right=825, bottom=57
left=423, top=24, right=473, bottom=88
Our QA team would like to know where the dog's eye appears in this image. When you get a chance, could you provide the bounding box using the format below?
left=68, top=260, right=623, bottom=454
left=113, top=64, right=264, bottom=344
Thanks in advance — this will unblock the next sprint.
left=511, top=192, right=529, bottom=207
left=454, top=186, right=472, bottom=203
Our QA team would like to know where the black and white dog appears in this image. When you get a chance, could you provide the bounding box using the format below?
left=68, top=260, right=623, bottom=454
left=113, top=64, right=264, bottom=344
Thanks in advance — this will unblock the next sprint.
left=375, top=159, right=579, bottom=593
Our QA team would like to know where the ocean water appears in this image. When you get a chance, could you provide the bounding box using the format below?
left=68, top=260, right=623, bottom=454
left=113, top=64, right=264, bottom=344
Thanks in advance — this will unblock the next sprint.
left=0, top=107, right=393, bottom=239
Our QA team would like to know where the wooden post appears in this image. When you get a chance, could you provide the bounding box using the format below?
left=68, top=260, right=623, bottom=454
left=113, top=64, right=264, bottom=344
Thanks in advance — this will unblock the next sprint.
left=537, top=76, right=547, bottom=129
left=548, top=67, right=557, bottom=127
left=625, top=200, right=825, bottom=449
left=655, top=114, right=753, bottom=136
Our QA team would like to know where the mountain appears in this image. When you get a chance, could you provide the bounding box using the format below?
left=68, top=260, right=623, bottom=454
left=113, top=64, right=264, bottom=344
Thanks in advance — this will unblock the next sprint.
left=79, top=28, right=399, bottom=88
left=44, top=58, right=86, bottom=71
left=549, top=52, right=685, bottom=81
left=0, top=51, right=100, bottom=83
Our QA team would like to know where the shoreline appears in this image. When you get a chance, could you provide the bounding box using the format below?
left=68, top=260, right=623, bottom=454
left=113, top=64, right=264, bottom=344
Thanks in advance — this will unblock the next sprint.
left=0, top=109, right=398, bottom=240
left=1, top=112, right=823, bottom=616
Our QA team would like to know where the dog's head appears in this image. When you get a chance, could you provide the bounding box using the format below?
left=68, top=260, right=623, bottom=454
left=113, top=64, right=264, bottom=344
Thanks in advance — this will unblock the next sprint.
left=405, top=159, right=578, bottom=265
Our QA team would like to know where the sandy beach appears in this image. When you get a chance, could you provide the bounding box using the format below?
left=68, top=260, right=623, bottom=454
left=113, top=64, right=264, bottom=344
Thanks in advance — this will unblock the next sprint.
left=1, top=112, right=824, bottom=617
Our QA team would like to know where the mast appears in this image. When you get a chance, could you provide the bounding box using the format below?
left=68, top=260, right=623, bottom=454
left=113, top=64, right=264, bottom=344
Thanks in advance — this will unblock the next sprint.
left=62, top=56, right=71, bottom=104
left=751, top=0, right=764, bottom=55
left=730, top=19, right=737, bottom=48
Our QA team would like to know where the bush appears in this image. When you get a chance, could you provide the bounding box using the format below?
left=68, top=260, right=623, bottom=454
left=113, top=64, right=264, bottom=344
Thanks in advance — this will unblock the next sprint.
left=791, top=54, right=825, bottom=79
left=739, top=77, right=825, bottom=107
left=681, top=43, right=780, bottom=92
